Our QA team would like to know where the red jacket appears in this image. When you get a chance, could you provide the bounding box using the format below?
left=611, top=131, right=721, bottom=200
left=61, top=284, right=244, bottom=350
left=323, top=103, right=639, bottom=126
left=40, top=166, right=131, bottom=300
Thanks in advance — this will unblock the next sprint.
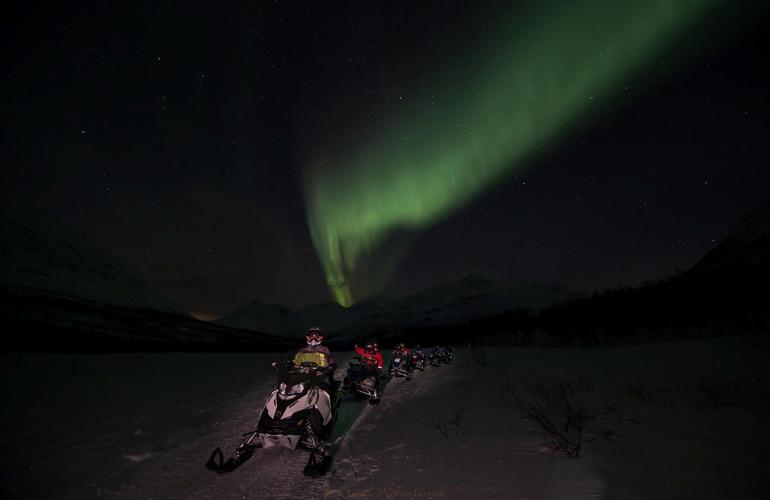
left=354, top=345, right=383, bottom=369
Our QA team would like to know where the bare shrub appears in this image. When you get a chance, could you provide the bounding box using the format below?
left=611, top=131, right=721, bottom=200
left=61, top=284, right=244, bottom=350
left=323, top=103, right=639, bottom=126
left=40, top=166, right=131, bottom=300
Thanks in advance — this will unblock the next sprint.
left=618, top=377, right=677, bottom=408
left=500, top=378, right=629, bottom=457
left=695, top=377, right=768, bottom=410
left=412, top=407, right=464, bottom=441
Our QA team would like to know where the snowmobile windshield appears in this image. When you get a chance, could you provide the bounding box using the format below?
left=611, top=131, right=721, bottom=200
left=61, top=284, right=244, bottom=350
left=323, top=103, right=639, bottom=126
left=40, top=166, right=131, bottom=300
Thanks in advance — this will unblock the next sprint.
left=279, top=370, right=309, bottom=386
left=278, top=364, right=319, bottom=388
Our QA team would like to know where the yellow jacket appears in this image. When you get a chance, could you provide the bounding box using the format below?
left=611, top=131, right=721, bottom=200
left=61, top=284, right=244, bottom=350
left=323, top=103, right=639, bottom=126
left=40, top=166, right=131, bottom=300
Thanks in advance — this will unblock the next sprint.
left=293, top=350, right=330, bottom=368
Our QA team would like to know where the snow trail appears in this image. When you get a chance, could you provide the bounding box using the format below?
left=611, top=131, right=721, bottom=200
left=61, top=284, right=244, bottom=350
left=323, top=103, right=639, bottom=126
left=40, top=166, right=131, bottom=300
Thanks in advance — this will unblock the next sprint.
left=110, top=351, right=400, bottom=499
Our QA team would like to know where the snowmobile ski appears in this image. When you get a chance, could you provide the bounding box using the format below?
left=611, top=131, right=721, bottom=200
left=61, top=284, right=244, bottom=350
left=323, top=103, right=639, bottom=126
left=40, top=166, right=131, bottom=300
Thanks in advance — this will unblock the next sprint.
left=303, top=449, right=333, bottom=477
left=205, top=431, right=261, bottom=473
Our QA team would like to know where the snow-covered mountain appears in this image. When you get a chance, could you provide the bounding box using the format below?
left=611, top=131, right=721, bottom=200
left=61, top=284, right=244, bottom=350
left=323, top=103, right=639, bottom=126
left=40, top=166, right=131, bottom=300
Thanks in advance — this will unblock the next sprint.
left=215, top=300, right=356, bottom=338
left=0, top=208, right=185, bottom=314
left=337, top=274, right=575, bottom=342
left=691, top=197, right=770, bottom=273
left=216, top=273, right=577, bottom=340
left=0, top=208, right=304, bottom=349
left=216, top=301, right=293, bottom=334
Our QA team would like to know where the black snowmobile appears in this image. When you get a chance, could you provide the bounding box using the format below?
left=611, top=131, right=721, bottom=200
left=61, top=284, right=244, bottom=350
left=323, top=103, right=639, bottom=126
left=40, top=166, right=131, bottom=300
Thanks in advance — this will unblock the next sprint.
left=206, top=360, right=338, bottom=477
left=342, top=356, right=381, bottom=404
left=428, top=347, right=442, bottom=367
left=388, top=352, right=411, bottom=379
left=410, top=349, right=426, bottom=371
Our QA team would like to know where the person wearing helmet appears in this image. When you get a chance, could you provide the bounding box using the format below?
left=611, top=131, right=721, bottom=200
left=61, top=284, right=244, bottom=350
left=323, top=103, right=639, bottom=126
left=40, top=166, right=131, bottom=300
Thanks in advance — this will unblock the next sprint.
left=394, top=342, right=410, bottom=359
left=356, top=340, right=383, bottom=391
left=410, top=344, right=425, bottom=370
left=293, top=327, right=334, bottom=366
left=291, top=327, right=336, bottom=392
left=390, top=341, right=412, bottom=376
left=354, top=339, right=383, bottom=370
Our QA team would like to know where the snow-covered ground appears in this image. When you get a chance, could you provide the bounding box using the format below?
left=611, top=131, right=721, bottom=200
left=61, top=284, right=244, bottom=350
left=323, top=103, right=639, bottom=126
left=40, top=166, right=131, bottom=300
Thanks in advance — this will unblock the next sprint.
left=1, top=351, right=378, bottom=499
left=3, top=338, right=769, bottom=499
left=1, top=353, right=277, bottom=498
left=330, top=339, right=770, bottom=499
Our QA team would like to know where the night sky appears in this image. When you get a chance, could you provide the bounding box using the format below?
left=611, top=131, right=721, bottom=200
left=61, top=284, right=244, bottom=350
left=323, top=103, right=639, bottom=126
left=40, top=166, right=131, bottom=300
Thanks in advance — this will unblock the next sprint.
left=3, top=1, right=769, bottom=317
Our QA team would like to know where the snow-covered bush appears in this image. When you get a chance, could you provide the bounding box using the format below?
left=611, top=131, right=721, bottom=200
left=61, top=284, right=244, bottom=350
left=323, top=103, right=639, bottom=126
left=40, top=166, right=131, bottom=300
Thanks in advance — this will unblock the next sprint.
left=500, top=378, right=626, bottom=457
left=616, top=377, right=676, bottom=408
left=696, top=377, right=770, bottom=411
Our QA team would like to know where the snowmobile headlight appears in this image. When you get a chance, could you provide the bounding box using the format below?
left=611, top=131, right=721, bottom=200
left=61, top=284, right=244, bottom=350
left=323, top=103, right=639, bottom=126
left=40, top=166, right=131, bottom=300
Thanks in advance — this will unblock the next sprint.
left=278, top=382, right=288, bottom=395
left=288, top=382, right=305, bottom=395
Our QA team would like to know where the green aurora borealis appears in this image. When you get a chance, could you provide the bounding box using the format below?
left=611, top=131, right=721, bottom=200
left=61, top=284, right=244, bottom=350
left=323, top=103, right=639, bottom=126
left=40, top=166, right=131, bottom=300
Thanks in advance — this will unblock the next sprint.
left=303, top=0, right=717, bottom=307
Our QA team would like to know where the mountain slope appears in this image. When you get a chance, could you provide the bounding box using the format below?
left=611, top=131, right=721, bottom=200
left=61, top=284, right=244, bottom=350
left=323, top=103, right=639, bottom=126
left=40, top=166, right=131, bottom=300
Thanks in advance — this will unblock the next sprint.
left=215, top=300, right=357, bottom=338
left=216, top=273, right=577, bottom=341
left=335, top=275, right=576, bottom=344
left=692, top=197, right=770, bottom=273
left=0, top=208, right=184, bottom=314
left=215, top=300, right=292, bottom=332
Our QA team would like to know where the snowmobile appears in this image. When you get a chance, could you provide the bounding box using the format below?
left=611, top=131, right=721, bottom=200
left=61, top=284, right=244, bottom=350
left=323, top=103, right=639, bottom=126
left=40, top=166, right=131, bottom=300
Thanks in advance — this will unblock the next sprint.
left=428, top=348, right=442, bottom=367
left=410, top=350, right=426, bottom=371
left=440, top=347, right=454, bottom=364
left=342, top=356, right=381, bottom=404
left=388, top=354, right=410, bottom=379
left=206, top=360, right=337, bottom=477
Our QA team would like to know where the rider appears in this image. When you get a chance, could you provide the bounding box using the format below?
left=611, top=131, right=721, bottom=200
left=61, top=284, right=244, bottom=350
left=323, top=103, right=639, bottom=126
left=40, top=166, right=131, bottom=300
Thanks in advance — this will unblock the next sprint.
left=391, top=342, right=412, bottom=373
left=395, top=342, right=410, bottom=362
left=429, top=345, right=442, bottom=363
left=394, top=342, right=411, bottom=358
left=347, top=339, right=383, bottom=399
left=354, top=339, right=383, bottom=370
left=291, top=327, right=336, bottom=392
